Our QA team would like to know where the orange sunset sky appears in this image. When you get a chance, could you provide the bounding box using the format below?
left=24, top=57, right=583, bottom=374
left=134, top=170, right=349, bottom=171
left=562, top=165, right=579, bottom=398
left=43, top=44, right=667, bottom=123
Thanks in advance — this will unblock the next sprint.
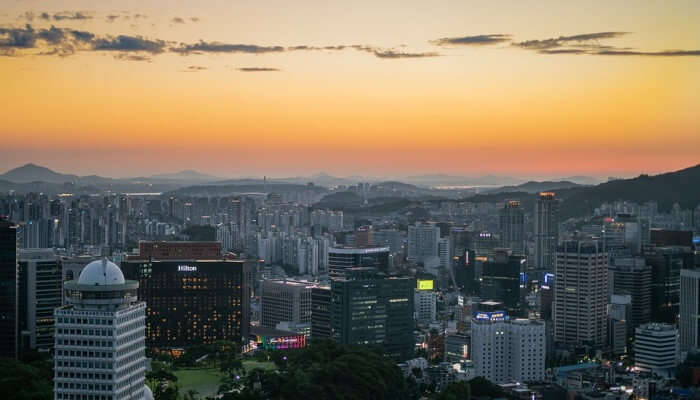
left=1, top=0, right=699, bottom=179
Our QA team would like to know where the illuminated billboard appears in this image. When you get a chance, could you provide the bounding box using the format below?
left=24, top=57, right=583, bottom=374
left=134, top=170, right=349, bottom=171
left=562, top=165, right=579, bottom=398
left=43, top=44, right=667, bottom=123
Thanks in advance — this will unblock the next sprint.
left=252, top=334, right=306, bottom=351
left=417, top=279, right=434, bottom=291
left=473, top=311, right=507, bottom=322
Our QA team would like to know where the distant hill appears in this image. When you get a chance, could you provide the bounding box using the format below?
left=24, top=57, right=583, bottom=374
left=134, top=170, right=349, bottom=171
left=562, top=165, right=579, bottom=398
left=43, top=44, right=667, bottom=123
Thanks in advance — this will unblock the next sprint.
left=559, top=175, right=602, bottom=185
left=485, top=180, right=582, bottom=194
left=558, top=164, right=700, bottom=218
left=0, top=163, right=81, bottom=183
left=150, top=170, right=221, bottom=181
left=459, top=164, right=700, bottom=219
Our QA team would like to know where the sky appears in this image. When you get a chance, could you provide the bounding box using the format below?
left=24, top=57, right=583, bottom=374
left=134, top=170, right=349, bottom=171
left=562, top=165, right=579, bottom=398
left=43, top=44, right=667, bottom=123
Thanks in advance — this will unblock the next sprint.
left=1, top=0, right=699, bottom=179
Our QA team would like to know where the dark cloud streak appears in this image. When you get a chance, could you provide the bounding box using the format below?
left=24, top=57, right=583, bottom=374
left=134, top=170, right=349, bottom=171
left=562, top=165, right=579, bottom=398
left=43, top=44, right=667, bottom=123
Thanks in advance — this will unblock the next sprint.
left=430, top=34, right=511, bottom=46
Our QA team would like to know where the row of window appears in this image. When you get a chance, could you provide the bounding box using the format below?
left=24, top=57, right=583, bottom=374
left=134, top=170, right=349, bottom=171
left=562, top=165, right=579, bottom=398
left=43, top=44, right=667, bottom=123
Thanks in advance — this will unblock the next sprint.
left=57, top=339, right=113, bottom=347
left=57, top=328, right=113, bottom=337
left=57, top=317, right=113, bottom=325
left=56, top=382, right=113, bottom=391
left=56, top=371, right=113, bottom=380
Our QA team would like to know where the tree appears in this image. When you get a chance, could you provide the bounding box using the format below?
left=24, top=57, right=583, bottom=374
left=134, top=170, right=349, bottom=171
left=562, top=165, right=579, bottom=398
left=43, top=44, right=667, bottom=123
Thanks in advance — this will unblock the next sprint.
left=467, top=377, right=504, bottom=398
left=435, top=381, right=471, bottom=400
left=0, top=357, right=53, bottom=400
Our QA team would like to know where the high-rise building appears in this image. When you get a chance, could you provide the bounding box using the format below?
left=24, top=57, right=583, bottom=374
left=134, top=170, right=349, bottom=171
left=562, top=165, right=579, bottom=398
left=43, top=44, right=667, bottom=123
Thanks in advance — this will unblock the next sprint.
left=408, top=222, right=441, bottom=263
left=609, top=257, right=652, bottom=331
left=634, top=323, right=679, bottom=378
left=327, top=246, right=389, bottom=277
left=534, top=192, right=559, bottom=270
left=645, top=246, right=694, bottom=323
left=355, top=225, right=374, bottom=247
left=331, top=268, right=414, bottom=360
left=471, top=313, right=545, bottom=384
left=680, top=269, right=700, bottom=352
left=18, top=249, right=62, bottom=353
left=311, top=285, right=331, bottom=341
left=608, top=294, right=631, bottom=355
left=261, top=280, right=314, bottom=336
left=131, top=240, right=222, bottom=260
left=54, top=259, right=149, bottom=400
left=415, top=278, right=437, bottom=324
left=499, top=201, right=525, bottom=255
left=553, top=240, right=607, bottom=347
left=0, top=219, right=18, bottom=358
left=481, top=249, right=525, bottom=316
left=121, top=259, right=249, bottom=349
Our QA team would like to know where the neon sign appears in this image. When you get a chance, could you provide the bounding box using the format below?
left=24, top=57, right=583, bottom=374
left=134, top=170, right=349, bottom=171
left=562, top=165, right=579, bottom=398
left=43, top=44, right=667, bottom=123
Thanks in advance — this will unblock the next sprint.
left=474, top=311, right=507, bottom=321
left=178, top=265, right=197, bottom=272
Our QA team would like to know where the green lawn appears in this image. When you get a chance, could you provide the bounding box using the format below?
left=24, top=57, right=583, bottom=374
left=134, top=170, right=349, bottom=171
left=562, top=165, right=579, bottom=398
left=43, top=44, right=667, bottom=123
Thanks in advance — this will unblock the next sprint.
left=174, top=368, right=225, bottom=398
left=173, top=361, right=276, bottom=398
left=242, top=360, right=276, bottom=371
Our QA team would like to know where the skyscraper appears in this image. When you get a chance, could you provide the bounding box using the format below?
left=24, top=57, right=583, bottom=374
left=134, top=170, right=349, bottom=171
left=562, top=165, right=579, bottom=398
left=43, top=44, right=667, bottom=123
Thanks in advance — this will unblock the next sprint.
left=481, top=250, right=525, bottom=316
left=680, top=269, right=700, bottom=352
left=499, top=201, right=525, bottom=255
left=311, top=285, right=331, bottom=341
left=18, top=248, right=62, bottom=353
left=609, top=257, right=652, bottom=331
left=534, top=192, right=559, bottom=270
left=471, top=313, right=545, bottom=384
left=0, top=219, right=18, bottom=358
left=408, top=222, right=441, bottom=263
left=54, top=259, right=149, bottom=400
left=331, top=268, right=414, bottom=360
left=634, top=323, right=679, bottom=378
left=645, top=245, right=694, bottom=323
left=261, top=280, right=314, bottom=335
left=553, top=240, right=608, bottom=347
left=327, top=246, right=389, bottom=277
left=121, top=259, right=249, bottom=349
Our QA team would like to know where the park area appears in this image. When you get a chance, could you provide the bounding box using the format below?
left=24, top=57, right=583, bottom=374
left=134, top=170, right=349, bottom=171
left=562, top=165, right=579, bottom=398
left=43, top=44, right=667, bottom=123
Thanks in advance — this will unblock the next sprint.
left=172, top=361, right=276, bottom=398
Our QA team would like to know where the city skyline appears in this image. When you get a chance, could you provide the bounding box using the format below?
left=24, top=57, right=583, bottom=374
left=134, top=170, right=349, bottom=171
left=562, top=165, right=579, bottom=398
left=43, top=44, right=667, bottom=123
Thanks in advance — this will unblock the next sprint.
left=2, top=1, right=699, bottom=177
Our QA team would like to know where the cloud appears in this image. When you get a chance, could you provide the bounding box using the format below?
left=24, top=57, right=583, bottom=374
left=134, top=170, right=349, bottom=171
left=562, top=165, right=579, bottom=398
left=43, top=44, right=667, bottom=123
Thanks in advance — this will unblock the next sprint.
left=92, top=35, right=167, bottom=53
left=430, top=34, right=511, bottom=46
left=172, top=17, right=185, bottom=24
left=182, top=65, right=207, bottom=71
left=190, top=17, right=200, bottom=22
left=237, top=67, right=280, bottom=72
left=114, top=53, right=152, bottom=62
left=594, top=49, right=700, bottom=56
left=52, top=11, right=92, bottom=21
left=513, top=32, right=629, bottom=50
left=106, top=14, right=120, bottom=23
left=0, top=24, right=97, bottom=56
left=22, top=11, right=92, bottom=21
left=351, top=45, right=439, bottom=58
left=172, top=41, right=285, bottom=55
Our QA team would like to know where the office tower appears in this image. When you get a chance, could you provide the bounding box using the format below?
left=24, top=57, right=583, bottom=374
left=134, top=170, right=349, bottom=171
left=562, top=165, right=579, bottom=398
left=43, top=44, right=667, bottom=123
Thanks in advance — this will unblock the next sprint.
left=131, top=240, right=222, bottom=260
left=645, top=246, right=694, bottom=323
left=454, top=250, right=477, bottom=295
left=408, top=222, right=440, bottom=263
left=602, top=214, right=649, bottom=254
left=444, top=333, right=469, bottom=362
left=355, top=225, right=374, bottom=247
left=534, top=192, right=559, bottom=270
left=650, top=229, right=693, bottom=247
left=18, top=249, right=62, bottom=353
left=331, top=268, right=414, bottom=360
left=609, top=257, right=652, bottom=331
left=261, top=280, right=314, bottom=336
left=327, top=246, right=389, bottom=277
left=0, top=220, right=18, bottom=358
left=471, top=313, right=545, bottom=384
left=634, top=323, right=679, bottom=378
left=438, top=238, right=450, bottom=269
left=680, top=269, right=700, bottom=352
left=481, top=249, right=525, bottom=315
left=608, top=294, right=631, bottom=355
left=553, top=240, right=608, bottom=347
left=121, top=259, right=249, bottom=349
left=373, top=229, right=405, bottom=253
left=311, top=285, right=331, bottom=341
left=54, top=259, right=149, bottom=400
left=499, top=201, right=525, bottom=255
left=415, top=278, right=437, bottom=324
left=449, top=227, right=472, bottom=260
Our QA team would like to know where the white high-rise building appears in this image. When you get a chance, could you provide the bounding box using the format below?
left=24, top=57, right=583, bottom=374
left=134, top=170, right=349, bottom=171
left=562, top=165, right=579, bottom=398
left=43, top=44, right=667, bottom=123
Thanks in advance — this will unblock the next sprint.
left=54, top=259, right=149, bottom=400
left=680, top=269, right=700, bottom=352
left=634, top=323, right=679, bottom=377
left=471, top=313, right=545, bottom=384
left=408, top=222, right=440, bottom=263
left=414, top=286, right=437, bottom=324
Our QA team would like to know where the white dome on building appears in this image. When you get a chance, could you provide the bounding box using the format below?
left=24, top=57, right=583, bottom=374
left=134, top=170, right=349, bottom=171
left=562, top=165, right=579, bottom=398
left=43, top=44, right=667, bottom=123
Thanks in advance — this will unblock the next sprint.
left=77, top=259, right=126, bottom=285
